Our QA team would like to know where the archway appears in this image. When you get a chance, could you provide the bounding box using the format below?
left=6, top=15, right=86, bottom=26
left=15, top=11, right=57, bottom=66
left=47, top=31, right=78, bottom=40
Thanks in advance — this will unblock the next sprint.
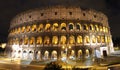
left=51, top=50, right=57, bottom=60
left=78, top=50, right=82, bottom=59
left=44, top=51, right=49, bottom=60
left=69, top=50, right=75, bottom=60
left=29, top=51, right=34, bottom=60
left=22, top=50, right=27, bottom=59
left=85, top=49, right=90, bottom=58
left=36, top=51, right=41, bottom=60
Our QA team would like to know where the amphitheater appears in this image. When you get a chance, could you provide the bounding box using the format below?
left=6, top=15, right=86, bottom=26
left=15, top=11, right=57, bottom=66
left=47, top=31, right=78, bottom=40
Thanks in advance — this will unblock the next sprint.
left=7, top=6, right=114, bottom=60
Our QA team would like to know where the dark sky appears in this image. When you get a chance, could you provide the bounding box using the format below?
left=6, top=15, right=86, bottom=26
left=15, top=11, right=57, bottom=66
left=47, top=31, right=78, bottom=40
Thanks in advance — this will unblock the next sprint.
left=0, top=0, right=120, bottom=42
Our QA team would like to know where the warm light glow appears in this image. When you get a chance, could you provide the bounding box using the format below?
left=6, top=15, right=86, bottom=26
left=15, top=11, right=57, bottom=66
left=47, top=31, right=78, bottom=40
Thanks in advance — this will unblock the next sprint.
left=1, top=43, right=6, bottom=48
left=45, top=23, right=51, bottom=31
left=69, top=46, right=71, bottom=49
left=52, top=23, right=58, bottom=31
left=61, top=23, right=66, bottom=31
left=62, top=46, right=65, bottom=49
left=60, top=36, right=66, bottom=44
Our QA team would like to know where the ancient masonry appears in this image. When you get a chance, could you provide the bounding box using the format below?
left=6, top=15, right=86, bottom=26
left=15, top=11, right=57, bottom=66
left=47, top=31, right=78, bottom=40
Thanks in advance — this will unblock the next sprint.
left=7, top=6, right=114, bottom=60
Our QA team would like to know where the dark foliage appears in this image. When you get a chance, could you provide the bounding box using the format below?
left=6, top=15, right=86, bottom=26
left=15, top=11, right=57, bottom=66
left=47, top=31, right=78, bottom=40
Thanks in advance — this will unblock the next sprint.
left=44, top=62, right=62, bottom=70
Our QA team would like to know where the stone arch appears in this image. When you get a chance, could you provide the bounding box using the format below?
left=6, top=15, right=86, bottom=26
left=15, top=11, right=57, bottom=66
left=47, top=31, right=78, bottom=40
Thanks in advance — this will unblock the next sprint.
left=29, top=50, right=34, bottom=60
left=21, top=26, right=25, bottom=33
left=95, top=25, right=99, bottom=31
left=69, top=23, right=74, bottom=31
left=36, top=51, right=41, bottom=60
left=61, top=23, right=66, bottom=31
left=44, top=36, right=50, bottom=45
left=45, top=23, right=51, bottom=31
left=85, top=49, right=90, bottom=58
left=51, top=50, right=57, bottom=60
left=76, top=23, right=82, bottom=30
left=60, top=35, right=66, bottom=44
left=89, top=24, right=94, bottom=30
left=44, top=51, right=49, bottom=60
left=38, top=24, right=43, bottom=31
left=83, top=24, right=88, bottom=30
left=22, top=50, right=27, bottom=59
left=77, top=35, right=82, bottom=44
left=36, top=36, right=42, bottom=45
left=26, top=25, right=31, bottom=32
left=92, top=35, right=96, bottom=43
left=78, top=49, right=82, bottom=58
left=32, top=24, right=37, bottom=32
left=30, top=37, right=35, bottom=45
left=24, top=37, right=29, bottom=45
left=69, top=35, right=75, bottom=44
left=52, top=23, right=58, bottom=31
left=84, top=36, right=90, bottom=43
left=52, top=36, right=58, bottom=45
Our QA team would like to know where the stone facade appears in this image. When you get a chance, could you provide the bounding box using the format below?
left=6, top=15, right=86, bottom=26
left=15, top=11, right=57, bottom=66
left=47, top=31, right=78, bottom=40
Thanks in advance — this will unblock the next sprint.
left=7, top=6, right=114, bottom=60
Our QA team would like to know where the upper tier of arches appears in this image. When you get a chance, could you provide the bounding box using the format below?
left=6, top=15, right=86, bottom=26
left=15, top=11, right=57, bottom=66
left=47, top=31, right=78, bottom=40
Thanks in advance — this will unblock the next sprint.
left=10, top=6, right=108, bottom=28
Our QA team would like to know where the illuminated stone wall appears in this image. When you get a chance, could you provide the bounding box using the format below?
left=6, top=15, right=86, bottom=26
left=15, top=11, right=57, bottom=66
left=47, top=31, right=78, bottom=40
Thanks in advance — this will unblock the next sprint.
left=8, top=6, right=114, bottom=60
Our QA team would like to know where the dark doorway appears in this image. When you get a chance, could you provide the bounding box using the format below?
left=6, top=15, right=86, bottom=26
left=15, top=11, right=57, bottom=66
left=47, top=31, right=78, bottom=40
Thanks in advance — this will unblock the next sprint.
left=103, top=50, right=107, bottom=57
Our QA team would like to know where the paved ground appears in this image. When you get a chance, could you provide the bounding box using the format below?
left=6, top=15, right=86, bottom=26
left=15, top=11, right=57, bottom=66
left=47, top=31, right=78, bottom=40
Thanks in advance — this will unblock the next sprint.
left=0, top=55, right=120, bottom=70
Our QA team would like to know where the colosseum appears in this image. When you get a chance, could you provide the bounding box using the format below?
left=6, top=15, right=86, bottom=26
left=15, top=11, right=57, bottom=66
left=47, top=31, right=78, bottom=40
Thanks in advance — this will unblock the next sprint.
left=7, top=6, right=114, bottom=60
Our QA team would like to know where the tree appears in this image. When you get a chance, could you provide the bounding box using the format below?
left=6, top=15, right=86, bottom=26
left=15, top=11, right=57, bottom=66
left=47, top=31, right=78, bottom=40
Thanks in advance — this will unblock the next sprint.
left=44, top=62, right=62, bottom=70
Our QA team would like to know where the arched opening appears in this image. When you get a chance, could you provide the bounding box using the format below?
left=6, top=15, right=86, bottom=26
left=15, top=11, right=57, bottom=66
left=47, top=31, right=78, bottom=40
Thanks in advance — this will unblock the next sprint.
left=84, top=36, right=90, bottom=43
left=76, top=23, right=82, bottom=30
left=92, top=35, right=96, bottom=43
left=69, top=35, right=75, bottom=44
left=44, top=51, right=49, bottom=60
left=15, top=38, right=19, bottom=45
left=38, top=24, right=43, bottom=31
left=95, top=25, right=99, bottom=31
left=21, top=26, right=25, bottom=33
left=83, top=24, right=88, bottom=30
left=30, top=37, right=35, bottom=45
left=15, top=28, right=17, bottom=34
left=103, top=27, right=106, bottom=32
left=52, top=23, right=58, bottom=31
left=85, top=49, right=90, bottom=58
left=44, top=36, right=50, bottom=45
left=29, top=51, right=34, bottom=60
left=61, top=23, right=66, bottom=31
left=78, top=50, right=82, bottom=59
left=97, top=36, right=101, bottom=43
left=26, top=25, right=31, bottom=32
left=45, top=23, right=51, bottom=31
left=52, top=36, right=58, bottom=45
left=36, top=51, right=41, bottom=60
left=101, top=36, right=105, bottom=43
left=51, top=50, right=57, bottom=60
left=24, top=37, right=28, bottom=45
left=77, top=35, right=82, bottom=44
left=36, top=36, right=42, bottom=45
left=32, top=24, right=37, bottom=32
left=60, top=36, right=66, bottom=44
left=22, top=50, right=27, bottom=59
left=18, top=50, right=21, bottom=58
left=99, top=26, right=103, bottom=32
left=105, top=27, right=108, bottom=33
left=69, top=23, right=74, bottom=31
left=17, top=27, right=21, bottom=33
left=69, top=50, right=75, bottom=60
left=103, top=50, right=107, bottom=57
left=90, top=24, right=94, bottom=30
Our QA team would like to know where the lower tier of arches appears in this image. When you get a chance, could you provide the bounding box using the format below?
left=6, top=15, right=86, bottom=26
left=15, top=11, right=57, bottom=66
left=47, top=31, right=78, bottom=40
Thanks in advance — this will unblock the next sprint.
left=6, top=46, right=110, bottom=61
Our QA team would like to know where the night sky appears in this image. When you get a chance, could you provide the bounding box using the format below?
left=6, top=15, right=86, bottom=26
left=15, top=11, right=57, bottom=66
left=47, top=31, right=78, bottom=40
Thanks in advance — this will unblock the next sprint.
left=0, top=0, right=120, bottom=42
